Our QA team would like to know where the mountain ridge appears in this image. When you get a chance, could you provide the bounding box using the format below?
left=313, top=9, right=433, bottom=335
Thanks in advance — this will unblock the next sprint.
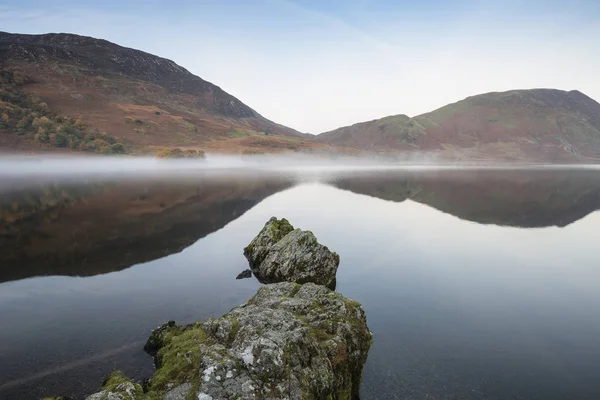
left=0, top=31, right=259, bottom=119
left=318, top=88, right=600, bottom=160
left=2, top=31, right=600, bottom=160
left=0, top=31, right=325, bottom=155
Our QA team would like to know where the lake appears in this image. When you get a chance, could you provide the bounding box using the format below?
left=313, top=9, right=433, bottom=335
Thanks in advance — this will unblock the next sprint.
left=1, top=157, right=599, bottom=399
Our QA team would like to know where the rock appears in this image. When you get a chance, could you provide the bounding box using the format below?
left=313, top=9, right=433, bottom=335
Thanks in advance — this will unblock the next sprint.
left=143, top=282, right=372, bottom=400
left=244, top=217, right=340, bottom=289
left=235, top=269, right=252, bottom=279
left=77, top=219, right=370, bottom=400
left=244, top=216, right=294, bottom=268
left=85, top=371, right=144, bottom=400
left=163, top=382, right=193, bottom=400
left=143, top=320, right=176, bottom=355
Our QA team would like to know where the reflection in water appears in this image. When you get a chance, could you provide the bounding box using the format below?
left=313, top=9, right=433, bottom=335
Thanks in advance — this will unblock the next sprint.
left=3, top=169, right=599, bottom=282
left=331, top=169, right=600, bottom=227
left=0, top=176, right=292, bottom=283
left=1, top=167, right=600, bottom=399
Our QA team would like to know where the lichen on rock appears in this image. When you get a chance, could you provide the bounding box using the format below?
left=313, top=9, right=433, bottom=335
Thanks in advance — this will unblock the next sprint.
left=244, top=217, right=340, bottom=290
left=85, top=371, right=144, bottom=400
left=244, top=216, right=295, bottom=268
left=142, top=282, right=371, bottom=400
left=77, top=217, right=371, bottom=400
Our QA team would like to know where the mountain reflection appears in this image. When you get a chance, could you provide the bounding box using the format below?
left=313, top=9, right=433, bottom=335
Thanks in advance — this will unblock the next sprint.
left=331, top=169, right=600, bottom=228
left=0, top=176, right=292, bottom=283
left=2, top=168, right=599, bottom=284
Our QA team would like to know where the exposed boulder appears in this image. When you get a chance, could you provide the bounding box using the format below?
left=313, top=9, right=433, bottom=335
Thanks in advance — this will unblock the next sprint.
left=235, top=269, right=252, bottom=279
left=244, top=217, right=340, bottom=289
left=78, top=218, right=371, bottom=400
left=244, top=217, right=294, bottom=268
left=85, top=371, right=144, bottom=400
left=143, top=282, right=372, bottom=399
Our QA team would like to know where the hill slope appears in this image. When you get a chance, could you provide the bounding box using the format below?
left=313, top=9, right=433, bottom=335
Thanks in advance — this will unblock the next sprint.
left=0, top=32, right=324, bottom=154
left=318, top=89, right=600, bottom=161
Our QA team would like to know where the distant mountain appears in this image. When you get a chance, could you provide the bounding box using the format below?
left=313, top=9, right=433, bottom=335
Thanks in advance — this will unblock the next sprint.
left=0, top=32, right=324, bottom=154
left=3, top=32, right=599, bottom=160
left=318, top=89, right=600, bottom=161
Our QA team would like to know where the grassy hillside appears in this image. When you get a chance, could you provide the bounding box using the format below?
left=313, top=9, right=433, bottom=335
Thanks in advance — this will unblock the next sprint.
left=319, top=89, right=600, bottom=161
left=0, top=32, right=329, bottom=155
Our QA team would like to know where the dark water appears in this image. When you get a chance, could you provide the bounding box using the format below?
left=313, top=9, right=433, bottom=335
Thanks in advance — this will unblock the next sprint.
left=1, top=166, right=600, bottom=399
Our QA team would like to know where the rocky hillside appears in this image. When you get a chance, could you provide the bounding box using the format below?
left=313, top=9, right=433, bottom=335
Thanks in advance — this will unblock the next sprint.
left=318, top=89, right=600, bottom=161
left=0, top=32, right=325, bottom=154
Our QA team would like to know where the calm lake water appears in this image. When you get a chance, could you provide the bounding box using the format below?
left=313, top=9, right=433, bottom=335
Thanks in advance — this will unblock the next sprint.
left=1, top=159, right=600, bottom=399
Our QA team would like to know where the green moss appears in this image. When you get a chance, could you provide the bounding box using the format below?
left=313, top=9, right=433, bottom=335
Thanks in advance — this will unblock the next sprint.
left=98, top=371, right=144, bottom=399
left=185, top=382, right=201, bottom=400
left=308, top=325, right=334, bottom=342
left=148, top=327, right=210, bottom=394
left=298, top=231, right=317, bottom=246
left=226, top=315, right=240, bottom=345
left=290, top=283, right=302, bottom=297
left=267, top=217, right=295, bottom=242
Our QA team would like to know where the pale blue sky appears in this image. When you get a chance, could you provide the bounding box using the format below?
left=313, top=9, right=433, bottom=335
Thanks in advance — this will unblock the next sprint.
left=1, top=0, right=599, bottom=133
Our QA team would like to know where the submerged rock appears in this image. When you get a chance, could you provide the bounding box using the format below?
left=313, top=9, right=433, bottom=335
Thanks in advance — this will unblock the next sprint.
left=85, top=371, right=144, bottom=400
left=143, top=282, right=372, bottom=399
left=244, top=217, right=340, bottom=289
left=235, top=269, right=252, bottom=279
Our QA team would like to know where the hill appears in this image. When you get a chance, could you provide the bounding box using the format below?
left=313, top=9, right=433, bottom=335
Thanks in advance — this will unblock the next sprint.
left=318, top=89, right=600, bottom=161
left=0, top=32, right=327, bottom=155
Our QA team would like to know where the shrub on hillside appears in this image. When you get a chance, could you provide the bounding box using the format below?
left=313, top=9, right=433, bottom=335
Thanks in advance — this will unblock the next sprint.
left=0, top=67, right=127, bottom=155
left=54, top=132, right=68, bottom=147
left=156, top=148, right=205, bottom=159
left=110, top=143, right=126, bottom=154
left=184, top=149, right=205, bottom=158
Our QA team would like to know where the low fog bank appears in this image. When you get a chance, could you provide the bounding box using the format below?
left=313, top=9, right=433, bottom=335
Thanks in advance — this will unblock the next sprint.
left=1, top=153, right=599, bottom=188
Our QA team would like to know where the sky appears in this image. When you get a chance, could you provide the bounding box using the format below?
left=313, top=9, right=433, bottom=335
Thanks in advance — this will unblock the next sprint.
left=1, top=0, right=599, bottom=133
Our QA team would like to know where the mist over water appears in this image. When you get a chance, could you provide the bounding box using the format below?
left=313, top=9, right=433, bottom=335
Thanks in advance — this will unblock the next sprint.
left=1, top=155, right=600, bottom=399
left=1, top=154, right=599, bottom=183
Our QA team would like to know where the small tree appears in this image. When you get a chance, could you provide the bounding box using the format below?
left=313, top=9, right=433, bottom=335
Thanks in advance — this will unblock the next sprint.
left=110, top=143, right=126, bottom=154
left=55, top=132, right=67, bottom=147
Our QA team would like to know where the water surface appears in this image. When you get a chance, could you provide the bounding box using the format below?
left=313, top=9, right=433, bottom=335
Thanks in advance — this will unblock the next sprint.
left=1, top=162, right=599, bottom=399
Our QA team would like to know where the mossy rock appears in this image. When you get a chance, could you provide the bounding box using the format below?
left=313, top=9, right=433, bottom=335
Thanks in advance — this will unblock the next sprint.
left=85, top=371, right=144, bottom=400
left=244, top=217, right=340, bottom=289
left=140, top=282, right=371, bottom=400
